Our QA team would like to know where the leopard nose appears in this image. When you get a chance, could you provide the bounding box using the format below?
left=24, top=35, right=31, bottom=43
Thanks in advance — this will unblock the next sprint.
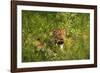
left=57, top=41, right=64, bottom=45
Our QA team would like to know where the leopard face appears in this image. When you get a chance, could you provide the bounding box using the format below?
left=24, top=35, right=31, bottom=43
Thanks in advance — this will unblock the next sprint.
left=52, top=28, right=66, bottom=46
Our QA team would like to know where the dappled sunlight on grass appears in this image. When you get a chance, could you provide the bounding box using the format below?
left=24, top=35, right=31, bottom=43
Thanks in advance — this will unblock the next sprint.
left=22, top=10, right=90, bottom=62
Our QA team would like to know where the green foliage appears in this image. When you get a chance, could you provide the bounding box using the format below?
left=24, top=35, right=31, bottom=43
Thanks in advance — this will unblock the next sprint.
left=22, top=10, right=90, bottom=62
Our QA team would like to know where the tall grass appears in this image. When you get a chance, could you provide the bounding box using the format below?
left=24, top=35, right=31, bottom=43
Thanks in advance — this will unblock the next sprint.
left=22, top=10, right=90, bottom=62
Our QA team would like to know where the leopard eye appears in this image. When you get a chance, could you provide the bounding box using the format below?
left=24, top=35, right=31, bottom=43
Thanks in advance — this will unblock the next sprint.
left=37, top=38, right=40, bottom=40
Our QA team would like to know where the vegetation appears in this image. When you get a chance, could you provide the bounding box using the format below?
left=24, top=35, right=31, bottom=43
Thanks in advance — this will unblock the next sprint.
left=22, top=10, right=90, bottom=62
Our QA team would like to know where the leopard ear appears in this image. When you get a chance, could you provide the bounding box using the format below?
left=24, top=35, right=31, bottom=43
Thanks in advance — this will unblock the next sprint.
left=50, top=29, right=55, bottom=35
left=52, top=29, right=56, bottom=32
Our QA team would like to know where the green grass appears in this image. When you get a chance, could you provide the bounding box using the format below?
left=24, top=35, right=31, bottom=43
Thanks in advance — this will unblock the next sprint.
left=22, top=10, right=90, bottom=62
